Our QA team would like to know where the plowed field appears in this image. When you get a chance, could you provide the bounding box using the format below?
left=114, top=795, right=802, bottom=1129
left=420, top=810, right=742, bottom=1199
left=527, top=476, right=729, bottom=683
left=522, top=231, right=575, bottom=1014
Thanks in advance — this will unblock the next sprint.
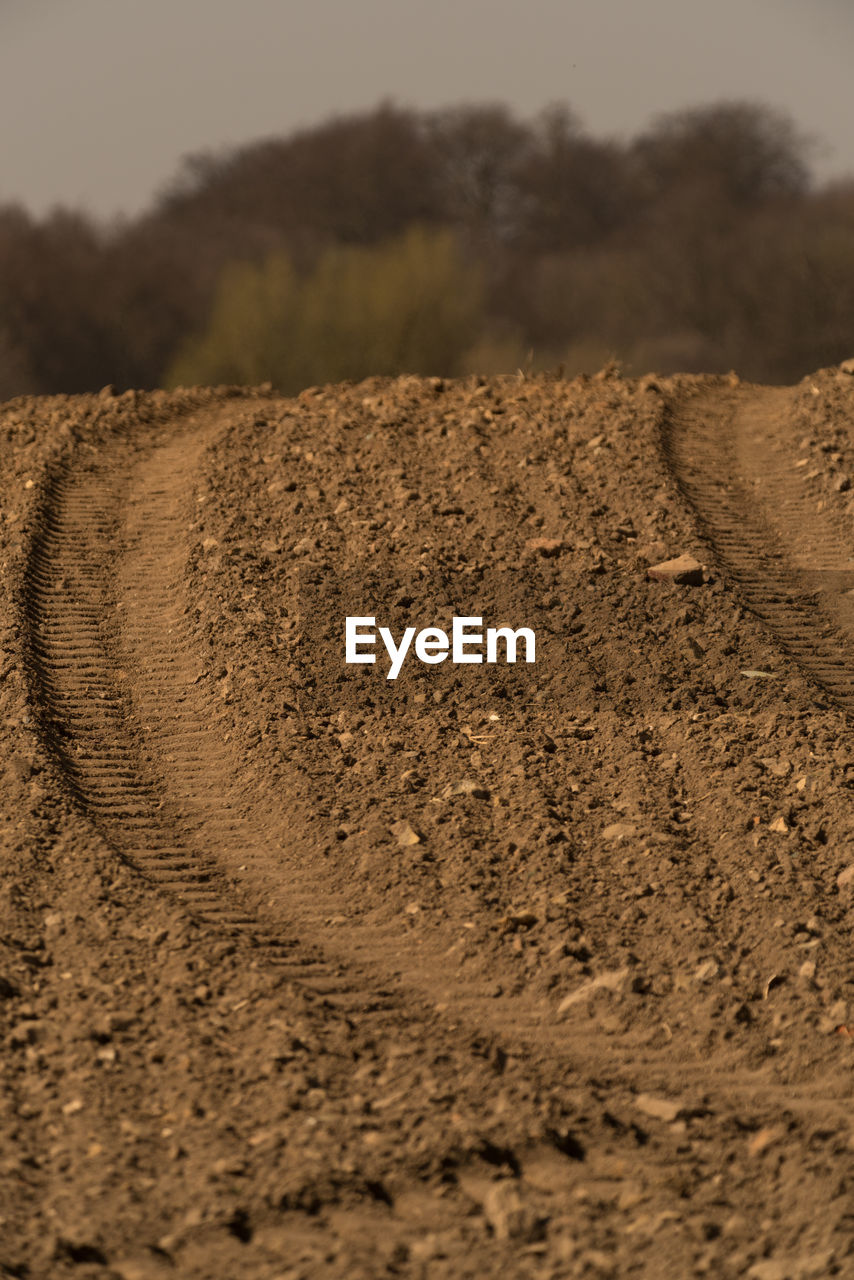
left=2, top=367, right=854, bottom=1279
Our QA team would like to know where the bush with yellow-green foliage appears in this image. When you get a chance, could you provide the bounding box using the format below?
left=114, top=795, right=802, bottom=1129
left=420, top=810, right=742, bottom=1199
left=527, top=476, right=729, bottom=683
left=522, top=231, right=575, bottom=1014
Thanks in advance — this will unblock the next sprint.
left=167, top=226, right=484, bottom=392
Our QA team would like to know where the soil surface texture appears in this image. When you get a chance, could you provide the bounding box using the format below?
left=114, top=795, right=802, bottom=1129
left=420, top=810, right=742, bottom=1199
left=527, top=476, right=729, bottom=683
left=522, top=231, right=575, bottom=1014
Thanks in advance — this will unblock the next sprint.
left=2, top=366, right=854, bottom=1279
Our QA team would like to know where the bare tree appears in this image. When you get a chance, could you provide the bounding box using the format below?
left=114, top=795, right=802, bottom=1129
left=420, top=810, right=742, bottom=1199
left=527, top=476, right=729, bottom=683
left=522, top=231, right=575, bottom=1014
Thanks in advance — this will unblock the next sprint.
left=632, top=101, right=813, bottom=209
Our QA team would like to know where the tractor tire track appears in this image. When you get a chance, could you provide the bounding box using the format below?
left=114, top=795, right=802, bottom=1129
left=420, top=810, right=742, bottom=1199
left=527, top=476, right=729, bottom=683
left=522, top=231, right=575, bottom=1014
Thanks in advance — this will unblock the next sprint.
left=22, top=407, right=345, bottom=984
left=664, top=383, right=854, bottom=711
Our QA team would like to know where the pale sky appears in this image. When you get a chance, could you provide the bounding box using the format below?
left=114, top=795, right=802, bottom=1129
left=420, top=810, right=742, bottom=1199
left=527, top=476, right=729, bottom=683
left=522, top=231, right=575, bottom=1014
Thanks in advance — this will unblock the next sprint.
left=1, top=0, right=852, bottom=221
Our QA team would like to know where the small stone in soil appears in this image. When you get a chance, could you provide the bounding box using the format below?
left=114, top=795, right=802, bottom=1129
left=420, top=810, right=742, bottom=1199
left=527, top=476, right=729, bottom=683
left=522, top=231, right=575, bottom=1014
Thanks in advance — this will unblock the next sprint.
left=647, top=554, right=704, bottom=586
left=634, top=1093, right=683, bottom=1123
left=444, top=779, right=491, bottom=800
left=602, top=822, right=637, bottom=842
left=525, top=537, right=564, bottom=558
left=390, top=820, right=422, bottom=847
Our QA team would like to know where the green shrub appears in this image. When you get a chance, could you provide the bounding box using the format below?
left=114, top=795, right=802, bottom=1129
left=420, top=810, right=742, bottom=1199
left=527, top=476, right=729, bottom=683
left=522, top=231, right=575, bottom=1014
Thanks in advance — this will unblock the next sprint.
left=166, top=226, right=483, bottom=391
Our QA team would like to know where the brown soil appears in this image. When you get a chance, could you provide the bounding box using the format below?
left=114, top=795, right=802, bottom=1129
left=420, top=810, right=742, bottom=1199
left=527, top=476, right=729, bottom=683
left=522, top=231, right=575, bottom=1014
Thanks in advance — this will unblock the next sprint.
left=2, top=367, right=854, bottom=1279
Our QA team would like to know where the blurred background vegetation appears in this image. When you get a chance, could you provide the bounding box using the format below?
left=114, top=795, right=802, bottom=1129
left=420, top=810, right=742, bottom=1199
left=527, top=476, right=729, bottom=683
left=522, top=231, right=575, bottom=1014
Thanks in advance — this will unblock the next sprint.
left=1, top=97, right=852, bottom=398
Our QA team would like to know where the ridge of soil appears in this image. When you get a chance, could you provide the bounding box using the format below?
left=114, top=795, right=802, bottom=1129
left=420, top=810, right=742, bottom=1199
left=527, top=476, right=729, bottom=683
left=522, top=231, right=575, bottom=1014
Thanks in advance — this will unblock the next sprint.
left=2, top=369, right=854, bottom=1278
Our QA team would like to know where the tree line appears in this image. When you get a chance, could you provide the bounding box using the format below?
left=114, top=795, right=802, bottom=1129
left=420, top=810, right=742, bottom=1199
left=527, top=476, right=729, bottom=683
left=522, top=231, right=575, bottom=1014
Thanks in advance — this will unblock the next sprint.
left=1, top=98, right=852, bottom=400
